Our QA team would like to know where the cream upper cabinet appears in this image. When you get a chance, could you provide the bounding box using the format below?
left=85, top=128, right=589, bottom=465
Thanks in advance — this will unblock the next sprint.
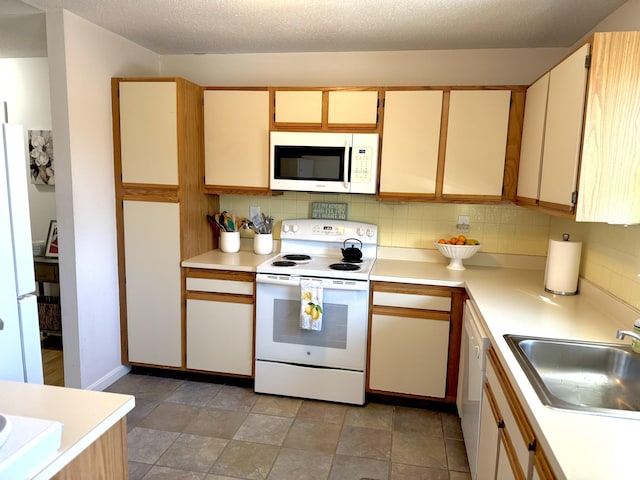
left=119, top=81, right=179, bottom=185
left=274, top=90, right=323, bottom=125
left=327, top=90, right=378, bottom=126
left=379, top=90, right=443, bottom=196
left=538, top=43, right=591, bottom=211
left=273, top=89, right=379, bottom=128
left=516, top=73, right=550, bottom=204
left=204, top=90, right=270, bottom=190
left=442, top=90, right=511, bottom=198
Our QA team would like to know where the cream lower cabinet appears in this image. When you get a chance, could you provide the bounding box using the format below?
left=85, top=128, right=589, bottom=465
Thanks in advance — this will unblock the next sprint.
left=184, top=269, right=254, bottom=377
left=478, top=347, right=557, bottom=480
left=368, top=282, right=465, bottom=401
left=123, top=200, right=182, bottom=367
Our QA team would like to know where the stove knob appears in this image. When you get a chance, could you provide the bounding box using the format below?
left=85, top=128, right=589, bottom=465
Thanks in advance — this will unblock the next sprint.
left=366, top=228, right=375, bottom=237
left=283, top=223, right=291, bottom=233
left=292, top=224, right=299, bottom=233
left=357, top=227, right=365, bottom=236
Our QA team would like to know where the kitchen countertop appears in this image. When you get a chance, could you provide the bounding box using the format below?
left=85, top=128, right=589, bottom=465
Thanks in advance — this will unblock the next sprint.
left=0, top=381, right=134, bottom=479
left=184, top=246, right=640, bottom=479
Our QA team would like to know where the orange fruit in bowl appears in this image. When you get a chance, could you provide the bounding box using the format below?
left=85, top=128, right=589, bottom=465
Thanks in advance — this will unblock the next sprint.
left=457, top=235, right=467, bottom=243
left=449, top=237, right=458, bottom=245
left=456, top=240, right=465, bottom=245
left=437, top=238, right=447, bottom=244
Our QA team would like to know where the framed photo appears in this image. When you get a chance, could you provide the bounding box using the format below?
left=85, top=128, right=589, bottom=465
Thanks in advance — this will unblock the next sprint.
left=45, top=220, right=59, bottom=258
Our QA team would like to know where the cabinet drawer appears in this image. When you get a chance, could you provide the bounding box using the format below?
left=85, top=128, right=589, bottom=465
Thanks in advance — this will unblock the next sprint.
left=372, top=291, right=451, bottom=311
left=186, top=277, right=253, bottom=295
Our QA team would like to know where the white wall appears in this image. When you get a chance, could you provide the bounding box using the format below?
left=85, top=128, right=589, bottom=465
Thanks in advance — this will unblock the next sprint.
left=0, top=58, right=55, bottom=242
left=45, top=9, right=160, bottom=389
left=161, top=47, right=565, bottom=86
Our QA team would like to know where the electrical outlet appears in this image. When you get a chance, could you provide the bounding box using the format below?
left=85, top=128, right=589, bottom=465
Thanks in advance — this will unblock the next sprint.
left=250, top=206, right=260, bottom=220
left=456, top=215, right=470, bottom=233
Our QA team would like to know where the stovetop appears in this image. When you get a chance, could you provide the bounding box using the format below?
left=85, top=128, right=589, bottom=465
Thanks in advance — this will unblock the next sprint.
left=256, top=219, right=378, bottom=281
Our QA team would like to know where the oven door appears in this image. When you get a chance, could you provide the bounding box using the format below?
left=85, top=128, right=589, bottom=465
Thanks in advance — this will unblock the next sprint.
left=255, top=273, right=368, bottom=371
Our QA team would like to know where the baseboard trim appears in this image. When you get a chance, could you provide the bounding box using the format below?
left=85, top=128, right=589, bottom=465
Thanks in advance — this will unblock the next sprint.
left=86, top=364, right=131, bottom=391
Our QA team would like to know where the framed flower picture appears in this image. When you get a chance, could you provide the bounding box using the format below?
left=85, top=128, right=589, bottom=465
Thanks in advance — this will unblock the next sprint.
left=29, top=130, right=55, bottom=185
left=45, top=220, right=59, bottom=258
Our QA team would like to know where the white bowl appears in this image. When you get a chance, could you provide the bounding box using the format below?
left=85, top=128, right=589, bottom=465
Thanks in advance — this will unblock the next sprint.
left=434, top=242, right=481, bottom=270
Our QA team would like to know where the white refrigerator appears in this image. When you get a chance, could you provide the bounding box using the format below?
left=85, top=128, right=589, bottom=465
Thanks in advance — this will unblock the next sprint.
left=0, top=122, right=44, bottom=383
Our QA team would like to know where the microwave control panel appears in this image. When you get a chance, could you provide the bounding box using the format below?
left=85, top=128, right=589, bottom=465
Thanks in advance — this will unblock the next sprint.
left=351, top=147, right=372, bottom=183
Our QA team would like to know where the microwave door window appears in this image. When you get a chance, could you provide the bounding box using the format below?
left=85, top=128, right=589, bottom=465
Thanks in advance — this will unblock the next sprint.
left=274, top=146, right=345, bottom=181
left=303, top=155, right=341, bottom=180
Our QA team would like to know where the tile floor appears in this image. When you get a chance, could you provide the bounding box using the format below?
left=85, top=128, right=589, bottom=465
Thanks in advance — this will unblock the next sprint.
left=106, top=372, right=471, bottom=480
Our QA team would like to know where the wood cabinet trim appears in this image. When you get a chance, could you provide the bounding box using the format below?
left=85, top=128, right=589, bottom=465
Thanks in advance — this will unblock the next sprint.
left=186, top=291, right=254, bottom=304
left=121, top=183, right=180, bottom=202
left=534, top=446, right=557, bottom=480
left=372, top=305, right=450, bottom=321
left=498, top=427, right=528, bottom=480
left=185, top=268, right=255, bottom=283
left=372, top=281, right=452, bottom=297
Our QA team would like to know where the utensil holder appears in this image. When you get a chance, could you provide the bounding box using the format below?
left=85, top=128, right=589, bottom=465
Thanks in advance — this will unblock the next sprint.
left=220, top=231, right=240, bottom=253
left=253, top=233, right=273, bottom=255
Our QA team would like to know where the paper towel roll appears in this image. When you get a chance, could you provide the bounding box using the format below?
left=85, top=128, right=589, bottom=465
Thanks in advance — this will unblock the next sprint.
left=544, top=237, right=582, bottom=295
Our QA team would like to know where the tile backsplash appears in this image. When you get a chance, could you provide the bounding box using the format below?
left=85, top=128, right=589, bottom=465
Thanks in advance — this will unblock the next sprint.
left=220, top=192, right=551, bottom=255
left=220, top=192, right=640, bottom=311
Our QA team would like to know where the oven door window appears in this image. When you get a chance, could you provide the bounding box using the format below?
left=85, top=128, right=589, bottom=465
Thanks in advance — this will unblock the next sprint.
left=273, top=299, right=348, bottom=349
left=273, top=146, right=345, bottom=181
left=256, top=280, right=367, bottom=371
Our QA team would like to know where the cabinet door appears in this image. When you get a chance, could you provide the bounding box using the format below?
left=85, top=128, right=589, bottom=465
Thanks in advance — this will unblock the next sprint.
left=369, top=313, right=449, bottom=397
left=119, top=81, right=178, bottom=185
left=123, top=201, right=181, bottom=367
left=186, top=298, right=253, bottom=375
left=539, top=43, right=590, bottom=210
left=516, top=73, right=550, bottom=204
left=443, top=90, right=511, bottom=197
left=204, top=90, right=270, bottom=189
left=379, top=90, right=443, bottom=195
left=327, top=90, right=378, bottom=126
left=496, top=436, right=519, bottom=480
left=274, top=90, right=323, bottom=125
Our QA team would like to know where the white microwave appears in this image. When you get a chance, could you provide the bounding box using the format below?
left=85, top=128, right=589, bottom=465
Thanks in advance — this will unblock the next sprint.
left=270, top=131, right=379, bottom=194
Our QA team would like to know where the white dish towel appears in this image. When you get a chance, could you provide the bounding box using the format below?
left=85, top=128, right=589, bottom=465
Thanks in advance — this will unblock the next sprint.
left=300, top=279, right=323, bottom=331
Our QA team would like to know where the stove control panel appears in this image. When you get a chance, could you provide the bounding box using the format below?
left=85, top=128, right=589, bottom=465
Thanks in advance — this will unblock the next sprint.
left=280, top=219, right=377, bottom=243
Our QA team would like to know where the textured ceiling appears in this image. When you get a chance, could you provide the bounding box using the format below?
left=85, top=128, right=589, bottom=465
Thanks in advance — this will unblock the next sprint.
left=2, top=0, right=629, bottom=57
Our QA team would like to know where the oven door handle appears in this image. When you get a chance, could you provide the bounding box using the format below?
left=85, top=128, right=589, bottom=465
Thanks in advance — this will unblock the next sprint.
left=256, top=273, right=368, bottom=291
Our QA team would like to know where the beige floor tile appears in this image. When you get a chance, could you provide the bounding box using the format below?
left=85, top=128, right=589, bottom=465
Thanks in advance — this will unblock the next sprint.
left=233, top=413, right=294, bottom=446
left=390, top=463, right=449, bottom=480
left=209, top=439, right=279, bottom=479
left=444, top=438, right=470, bottom=472
left=252, top=394, right=303, bottom=417
left=139, top=402, right=204, bottom=432
left=345, top=403, right=394, bottom=430
left=391, top=431, right=447, bottom=469
left=156, top=433, right=228, bottom=472
left=141, top=465, right=206, bottom=479
left=393, top=407, right=443, bottom=437
left=166, top=381, right=223, bottom=406
left=448, top=471, right=472, bottom=480
left=128, top=427, right=180, bottom=464
left=209, top=385, right=259, bottom=412
left=336, top=425, right=392, bottom=461
left=107, top=373, right=182, bottom=402
left=282, top=419, right=342, bottom=453
left=329, top=454, right=389, bottom=480
left=267, top=447, right=333, bottom=480
left=296, top=399, right=348, bottom=424
left=129, top=461, right=152, bottom=480
left=441, top=412, right=463, bottom=440
left=183, top=407, right=247, bottom=439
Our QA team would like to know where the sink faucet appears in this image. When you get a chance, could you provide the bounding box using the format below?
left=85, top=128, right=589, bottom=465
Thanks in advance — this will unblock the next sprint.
left=616, top=329, right=640, bottom=342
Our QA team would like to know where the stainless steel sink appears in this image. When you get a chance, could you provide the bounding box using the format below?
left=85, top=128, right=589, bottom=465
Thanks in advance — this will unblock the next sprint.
left=504, top=334, right=640, bottom=419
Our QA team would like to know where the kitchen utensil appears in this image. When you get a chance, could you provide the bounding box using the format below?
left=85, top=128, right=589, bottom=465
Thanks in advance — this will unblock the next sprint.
left=214, top=213, right=227, bottom=232
left=221, top=211, right=236, bottom=232
left=342, top=238, right=363, bottom=262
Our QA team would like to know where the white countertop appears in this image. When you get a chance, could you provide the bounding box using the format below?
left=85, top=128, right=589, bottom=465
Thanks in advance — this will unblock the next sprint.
left=0, top=381, right=134, bottom=479
left=182, top=240, right=275, bottom=272
left=184, top=246, right=640, bottom=479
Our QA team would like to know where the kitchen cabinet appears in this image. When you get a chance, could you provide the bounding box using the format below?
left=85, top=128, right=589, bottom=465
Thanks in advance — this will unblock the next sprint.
left=112, top=77, right=217, bottom=369
left=442, top=90, right=512, bottom=199
left=272, top=88, right=380, bottom=130
left=478, top=347, right=557, bottom=480
left=378, top=89, right=444, bottom=198
left=367, top=282, right=465, bottom=402
left=378, top=87, right=524, bottom=203
left=517, top=32, right=640, bottom=224
left=516, top=73, right=550, bottom=206
left=184, top=269, right=254, bottom=377
left=203, top=89, right=271, bottom=195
